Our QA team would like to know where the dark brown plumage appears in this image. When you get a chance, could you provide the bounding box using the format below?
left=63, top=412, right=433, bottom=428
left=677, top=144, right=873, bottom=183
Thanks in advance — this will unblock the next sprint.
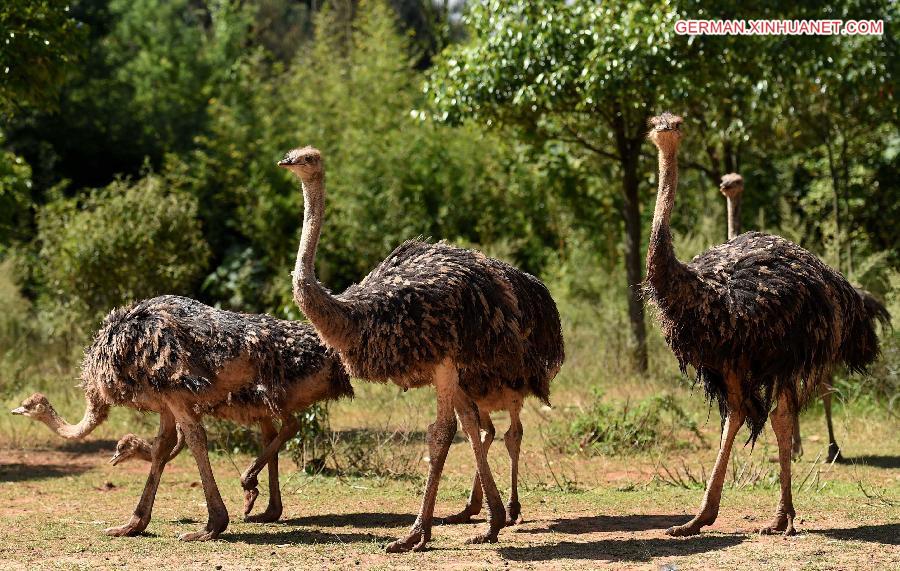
left=717, top=174, right=891, bottom=461
left=280, top=146, right=564, bottom=551
left=12, top=295, right=351, bottom=538
left=644, top=112, right=881, bottom=538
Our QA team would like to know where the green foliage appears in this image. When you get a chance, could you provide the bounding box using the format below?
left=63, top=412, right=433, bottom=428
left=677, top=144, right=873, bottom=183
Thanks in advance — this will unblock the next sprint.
left=0, top=133, right=32, bottom=250
left=0, top=0, right=86, bottom=113
left=562, top=390, right=704, bottom=456
left=34, top=174, right=209, bottom=325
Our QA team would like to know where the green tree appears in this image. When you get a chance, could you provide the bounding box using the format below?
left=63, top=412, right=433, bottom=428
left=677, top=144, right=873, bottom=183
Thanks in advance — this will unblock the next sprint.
left=34, top=174, right=210, bottom=324
left=0, top=0, right=86, bottom=113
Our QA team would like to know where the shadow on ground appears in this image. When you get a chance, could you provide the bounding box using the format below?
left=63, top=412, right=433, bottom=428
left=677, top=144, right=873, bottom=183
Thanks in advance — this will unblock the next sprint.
left=57, top=439, right=118, bottom=454
left=225, top=527, right=393, bottom=545
left=282, top=512, right=416, bottom=529
left=499, top=535, right=746, bottom=563
left=841, top=455, right=900, bottom=469
left=0, top=462, right=92, bottom=482
left=517, top=514, right=691, bottom=534
left=816, top=524, right=900, bottom=545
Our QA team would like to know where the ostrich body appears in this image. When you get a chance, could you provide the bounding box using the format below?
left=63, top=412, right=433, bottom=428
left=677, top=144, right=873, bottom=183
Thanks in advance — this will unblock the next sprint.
left=278, top=147, right=564, bottom=552
left=718, top=173, right=890, bottom=462
left=12, top=295, right=351, bottom=539
left=645, top=113, right=880, bottom=536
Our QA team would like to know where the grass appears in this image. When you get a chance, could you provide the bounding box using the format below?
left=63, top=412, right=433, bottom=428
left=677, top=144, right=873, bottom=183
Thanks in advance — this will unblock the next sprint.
left=1, top=378, right=898, bottom=570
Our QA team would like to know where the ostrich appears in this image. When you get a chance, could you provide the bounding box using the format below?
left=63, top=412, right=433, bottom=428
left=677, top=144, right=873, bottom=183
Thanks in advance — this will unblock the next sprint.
left=108, top=354, right=354, bottom=525
left=11, top=295, right=352, bottom=539
left=645, top=113, right=880, bottom=536
left=718, top=173, right=891, bottom=461
left=278, top=147, right=564, bottom=552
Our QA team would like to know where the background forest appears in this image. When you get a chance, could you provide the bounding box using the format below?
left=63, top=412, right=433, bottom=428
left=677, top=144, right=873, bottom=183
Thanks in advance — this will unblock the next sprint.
left=0, top=0, right=898, bottom=442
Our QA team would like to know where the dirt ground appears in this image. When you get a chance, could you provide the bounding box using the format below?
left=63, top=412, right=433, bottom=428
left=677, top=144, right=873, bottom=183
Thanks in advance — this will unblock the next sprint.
left=0, top=409, right=897, bottom=571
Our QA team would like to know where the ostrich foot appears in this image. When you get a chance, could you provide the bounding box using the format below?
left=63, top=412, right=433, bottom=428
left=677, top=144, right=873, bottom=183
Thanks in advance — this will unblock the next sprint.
left=505, top=501, right=523, bottom=526
left=385, top=528, right=428, bottom=553
left=245, top=505, right=282, bottom=524
left=243, top=488, right=260, bottom=516
left=179, top=515, right=228, bottom=542
left=105, top=519, right=147, bottom=537
left=665, top=516, right=712, bottom=537
left=465, top=529, right=499, bottom=545
left=826, top=442, right=843, bottom=463
left=758, top=514, right=796, bottom=536
left=443, top=506, right=479, bottom=524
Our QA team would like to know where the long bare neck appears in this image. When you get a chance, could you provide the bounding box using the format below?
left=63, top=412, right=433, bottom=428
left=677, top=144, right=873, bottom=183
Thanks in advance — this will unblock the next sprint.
left=726, top=193, right=742, bottom=240
left=41, top=397, right=109, bottom=440
left=646, top=143, right=685, bottom=288
left=291, top=174, right=357, bottom=350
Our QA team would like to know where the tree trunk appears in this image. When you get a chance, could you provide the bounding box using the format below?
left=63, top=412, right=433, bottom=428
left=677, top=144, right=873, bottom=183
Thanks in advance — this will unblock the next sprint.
left=621, top=147, right=648, bottom=372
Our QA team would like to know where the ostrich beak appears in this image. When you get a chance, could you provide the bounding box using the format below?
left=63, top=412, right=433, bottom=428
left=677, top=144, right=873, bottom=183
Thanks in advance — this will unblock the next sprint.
left=10, top=407, right=25, bottom=415
left=277, top=159, right=289, bottom=167
left=109, top=451, right=124, bottom=465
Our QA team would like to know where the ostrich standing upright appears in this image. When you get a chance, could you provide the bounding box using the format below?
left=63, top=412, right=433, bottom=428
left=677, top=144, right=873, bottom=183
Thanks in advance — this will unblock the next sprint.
left=645, top=113, right=880, bottom=536
left=718, top=173, right=890, bottom=462
left=278, top=147, right=564, bottom=552
left=12, top=296, right=352, bottom=539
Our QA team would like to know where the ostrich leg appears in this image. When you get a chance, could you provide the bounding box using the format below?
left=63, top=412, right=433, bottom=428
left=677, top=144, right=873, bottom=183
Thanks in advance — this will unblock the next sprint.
left=504, top=401, right=524, bottom=526
left=443, top=410, right=494, bottom=524
left=386, top=362, right=458, bottom=553
left=820, top=382, right=842, bottom=462
left=241, top=415, right=300, bottom=520
left=176, top=415, right=229, bottom=541
left=454, top=390, right=506, bottom=544
left=667, top=374, right=746, bottom=537
left=106, top=410, right=178, bottom=537
left=760, top=392, right=797, bottom=535
left=243, top=418, right=293, bottom=523
left=791, top=414, right=803, bottom=459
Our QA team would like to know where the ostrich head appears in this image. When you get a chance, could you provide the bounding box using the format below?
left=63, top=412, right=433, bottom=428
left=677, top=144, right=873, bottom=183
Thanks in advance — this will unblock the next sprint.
left=277, top=146, right=323, bottom=182
left=110, top=434, right=143, bottom=466
left=647, top=112, right=684, bottom=152
left=719, top=173, right=744, bottom=199
left=10, top=393, right=52, bottom=420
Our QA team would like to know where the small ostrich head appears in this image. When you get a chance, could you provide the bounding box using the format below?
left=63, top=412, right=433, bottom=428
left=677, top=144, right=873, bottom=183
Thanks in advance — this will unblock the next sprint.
left=10, top=393, right=52, bottom=420
left=109, top=434, right=143, bottom=466
left=647, top=112, right=684, bottom=152
left=277, top=146, right=323, bottom=182
left=719, top=173, right=744, bottom=198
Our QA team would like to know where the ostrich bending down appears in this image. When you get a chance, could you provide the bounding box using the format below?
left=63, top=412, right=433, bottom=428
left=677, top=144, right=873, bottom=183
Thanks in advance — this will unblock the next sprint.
left=278, top=147, right=564, bottom=552
left=11, top=295, right=351, bottom=539
left=719, top=173, right=891, bottom=462
left=645, top=113, right=880, bottom=536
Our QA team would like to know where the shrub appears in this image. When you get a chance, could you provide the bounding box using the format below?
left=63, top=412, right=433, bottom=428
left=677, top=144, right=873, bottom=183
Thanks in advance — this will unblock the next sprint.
left=33, top=174, right=210, bottom=325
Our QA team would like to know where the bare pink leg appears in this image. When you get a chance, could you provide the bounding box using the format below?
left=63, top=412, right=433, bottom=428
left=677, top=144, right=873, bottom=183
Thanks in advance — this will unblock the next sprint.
left=105, top=410, right=178, bottom=537
left=242, top=416, right=299, bottom=521
left=443, top=410, right=493, bottom=524
left=244, top=418, right=292, bottom=523
left=454, top=390, right=505, bottom=545
left=175, top=416, right=229, bottom=541
left=666, top=405, right=745, bottom=536
left=504, top=402, right=524, bottom=526
left=385, top=362, right=458, bottom=553
left=820, top=382, right=842, bottom=462
left=760, top=393, right=798, bottom=536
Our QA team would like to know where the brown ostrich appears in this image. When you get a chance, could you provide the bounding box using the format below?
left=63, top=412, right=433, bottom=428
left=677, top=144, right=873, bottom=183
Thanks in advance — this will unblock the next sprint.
left=11, top=295, right=352, bottom=539
left=718, top=173, right=891, bottom=461
left=278, top=146, right=564, bottom=552
left=645, top=113, right=880, bottom=536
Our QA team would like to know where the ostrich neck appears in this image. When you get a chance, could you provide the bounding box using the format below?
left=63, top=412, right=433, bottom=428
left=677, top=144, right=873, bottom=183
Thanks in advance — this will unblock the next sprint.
left=295, top=174, right=325, bottom=283
left=291, top=174, right=357, bottom=350
left=726, top=194, right=742, bottom=240
left=646, top=144, right=687, bottom=289
left=43, top=397, right=108, bottom=440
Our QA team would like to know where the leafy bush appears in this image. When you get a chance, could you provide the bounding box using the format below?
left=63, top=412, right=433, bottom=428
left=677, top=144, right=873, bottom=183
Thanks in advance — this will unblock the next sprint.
left=34, top=174, right=209, bottom=325
left=562, top=390, right=705, bottom=455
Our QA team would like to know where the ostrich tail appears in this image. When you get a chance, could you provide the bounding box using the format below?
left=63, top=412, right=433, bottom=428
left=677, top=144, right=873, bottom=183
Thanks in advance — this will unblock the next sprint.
left=841, top=304, right=881, bottom=375
left=857, top=289, right=891, bottom=330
